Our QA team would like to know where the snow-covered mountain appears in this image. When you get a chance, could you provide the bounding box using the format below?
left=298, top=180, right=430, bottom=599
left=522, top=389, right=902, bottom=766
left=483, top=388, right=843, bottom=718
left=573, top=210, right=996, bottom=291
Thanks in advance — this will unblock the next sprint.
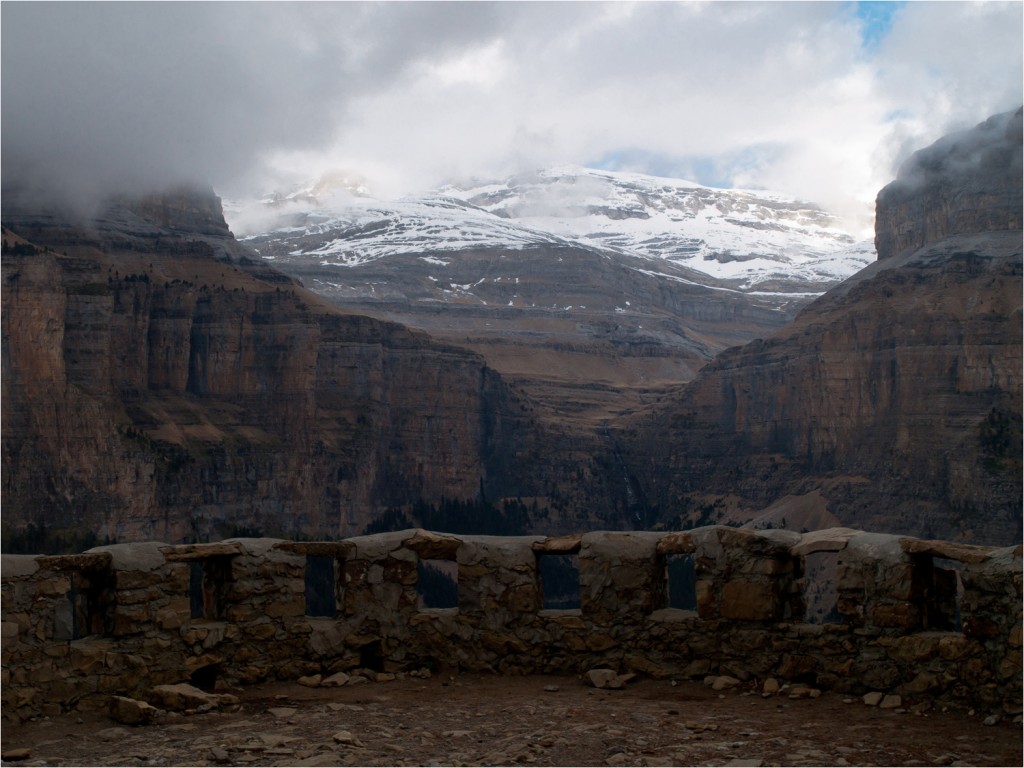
left=442, top=166, right=872, bottom=289
left=225, top=167, right=876, bottom=423
left=227, top=166, right=874, bottom=294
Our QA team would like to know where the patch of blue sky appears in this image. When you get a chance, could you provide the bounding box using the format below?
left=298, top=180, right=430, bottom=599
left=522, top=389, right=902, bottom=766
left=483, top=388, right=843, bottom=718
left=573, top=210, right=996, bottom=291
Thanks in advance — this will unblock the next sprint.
left=588, top=145, right=786, bottom=190
left=849, top=1, right=906, bottom=50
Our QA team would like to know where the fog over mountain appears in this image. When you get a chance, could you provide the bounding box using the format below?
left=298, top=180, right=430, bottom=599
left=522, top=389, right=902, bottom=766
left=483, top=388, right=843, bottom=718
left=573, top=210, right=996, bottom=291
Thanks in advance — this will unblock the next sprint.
left=2, top=2, right=1021, bottom=230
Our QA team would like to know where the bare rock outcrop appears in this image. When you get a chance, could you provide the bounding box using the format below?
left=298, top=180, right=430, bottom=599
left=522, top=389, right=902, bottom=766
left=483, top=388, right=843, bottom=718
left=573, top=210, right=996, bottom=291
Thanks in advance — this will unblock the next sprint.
left=623, top=111, right=1023, bottom=546
left=875, top=107, right=1022, bottom=261
left=1, top=190, right=581, bottom=544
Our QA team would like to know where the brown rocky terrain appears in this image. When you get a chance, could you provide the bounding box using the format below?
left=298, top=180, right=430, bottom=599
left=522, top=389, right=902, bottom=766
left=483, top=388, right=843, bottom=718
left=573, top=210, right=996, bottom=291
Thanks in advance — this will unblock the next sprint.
left=620, top=110, right=1023, bottom=545
left=875, top=107, right=1022, bottom=261
left=1, top=190, right=627, bottom=546
left=1, top=674, right=1020, bottom=767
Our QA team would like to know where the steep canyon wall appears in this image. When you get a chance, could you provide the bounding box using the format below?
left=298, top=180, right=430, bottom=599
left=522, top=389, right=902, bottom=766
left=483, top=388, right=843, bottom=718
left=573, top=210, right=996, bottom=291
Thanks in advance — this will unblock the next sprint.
left=620, top=110, right=1023, bottom=545
left=1, top=193, right=579, bottom=544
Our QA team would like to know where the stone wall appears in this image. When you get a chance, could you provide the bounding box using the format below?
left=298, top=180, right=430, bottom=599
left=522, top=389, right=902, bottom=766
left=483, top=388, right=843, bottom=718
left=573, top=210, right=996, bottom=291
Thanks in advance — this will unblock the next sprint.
left=2, top=527, right=1020, bottom=721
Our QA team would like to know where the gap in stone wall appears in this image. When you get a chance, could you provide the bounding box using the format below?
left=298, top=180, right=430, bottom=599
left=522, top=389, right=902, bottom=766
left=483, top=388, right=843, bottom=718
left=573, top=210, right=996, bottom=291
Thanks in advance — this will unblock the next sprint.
left=417, top=558, right=458, bottom=610
left=304, top=555, right=339, bottom=617
left=930, top=556, right=964, bottom=631
left=188, top=556, right=234, bottom=620
left=537, top=553, right=580, bottom=610
left=802, top=552, right=841, bottom=624
left=664, top=553, right=697, bottom=610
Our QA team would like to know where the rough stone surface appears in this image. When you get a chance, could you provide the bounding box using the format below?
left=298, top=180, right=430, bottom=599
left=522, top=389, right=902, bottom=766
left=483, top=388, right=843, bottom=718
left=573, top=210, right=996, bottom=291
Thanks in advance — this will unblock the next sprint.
left=1, top=526, right=1020, bottom=722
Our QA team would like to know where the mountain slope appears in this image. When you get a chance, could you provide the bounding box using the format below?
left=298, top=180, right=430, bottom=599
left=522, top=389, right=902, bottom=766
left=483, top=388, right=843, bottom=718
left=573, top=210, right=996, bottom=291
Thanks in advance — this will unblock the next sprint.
left=444, top=166, right=869, bottom=290
left=620, top=109, right=1023, bottom=545
left=232, top=168, right=871, bottom=425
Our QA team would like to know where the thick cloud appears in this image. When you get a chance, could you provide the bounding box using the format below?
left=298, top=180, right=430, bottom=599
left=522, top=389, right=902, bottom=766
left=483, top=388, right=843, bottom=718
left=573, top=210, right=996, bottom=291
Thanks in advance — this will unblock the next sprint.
left=2, top=1, right=1021, bottom=230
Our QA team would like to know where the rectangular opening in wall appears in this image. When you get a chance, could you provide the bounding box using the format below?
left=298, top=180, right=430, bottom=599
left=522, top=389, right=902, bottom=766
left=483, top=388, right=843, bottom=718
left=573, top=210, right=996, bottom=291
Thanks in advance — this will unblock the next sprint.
left=665, top=553, right=697, bottom=610
left=928, top=557, right=963, bottom=631
left=189, top=561, right=204, bottom=619
left=538, top=553, right=580, bottom=610
left=417, top=558, right=458, bottom=610
left=801, top=552, right=841, bottom=623
left=305, top=555, right=338, bottom=617
left=56, top=567, right=117, bottom=641
left=188, top=556, right=234, bottom=620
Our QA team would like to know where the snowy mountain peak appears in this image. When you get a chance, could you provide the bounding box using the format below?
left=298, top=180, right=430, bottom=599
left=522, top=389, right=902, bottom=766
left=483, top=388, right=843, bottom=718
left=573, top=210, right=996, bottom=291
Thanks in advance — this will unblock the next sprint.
left=228, top=165, right=874, bottom=292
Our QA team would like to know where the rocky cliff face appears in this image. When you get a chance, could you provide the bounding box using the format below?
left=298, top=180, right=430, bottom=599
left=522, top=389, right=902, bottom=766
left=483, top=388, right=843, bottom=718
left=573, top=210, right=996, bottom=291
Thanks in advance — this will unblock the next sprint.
left=875, top=108, right=1022, bottom=261
left=623, top=111, right=1023, bottom=546
left=1, top=189, right=599, bottom=545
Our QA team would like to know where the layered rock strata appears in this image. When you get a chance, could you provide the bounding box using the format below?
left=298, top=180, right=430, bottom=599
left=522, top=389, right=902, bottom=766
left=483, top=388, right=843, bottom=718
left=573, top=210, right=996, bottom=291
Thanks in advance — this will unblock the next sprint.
left=1, top=190, right=588, bottom=543
left=875, top=108, right=1022, bottom=261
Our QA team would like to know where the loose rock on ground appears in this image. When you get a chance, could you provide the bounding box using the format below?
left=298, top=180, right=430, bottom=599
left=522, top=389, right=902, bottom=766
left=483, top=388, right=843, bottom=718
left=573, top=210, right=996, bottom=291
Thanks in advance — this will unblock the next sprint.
left=1, top=674, right=1020, bottom=767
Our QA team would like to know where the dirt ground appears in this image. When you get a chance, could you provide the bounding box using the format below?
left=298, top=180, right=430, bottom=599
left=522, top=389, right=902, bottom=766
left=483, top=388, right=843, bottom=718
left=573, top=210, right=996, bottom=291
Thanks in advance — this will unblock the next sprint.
left=1, top=674, right=1020, bottom=767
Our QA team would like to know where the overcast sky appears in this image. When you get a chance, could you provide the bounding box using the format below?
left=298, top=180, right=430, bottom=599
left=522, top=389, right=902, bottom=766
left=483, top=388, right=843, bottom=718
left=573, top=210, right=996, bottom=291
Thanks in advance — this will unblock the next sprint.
left=2, top=1, right=1021, bottom=232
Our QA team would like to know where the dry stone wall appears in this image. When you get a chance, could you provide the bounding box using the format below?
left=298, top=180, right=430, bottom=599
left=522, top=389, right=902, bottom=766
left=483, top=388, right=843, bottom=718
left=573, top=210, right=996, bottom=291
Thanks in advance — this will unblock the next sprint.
left=2, top=527, right=1020, bottom=721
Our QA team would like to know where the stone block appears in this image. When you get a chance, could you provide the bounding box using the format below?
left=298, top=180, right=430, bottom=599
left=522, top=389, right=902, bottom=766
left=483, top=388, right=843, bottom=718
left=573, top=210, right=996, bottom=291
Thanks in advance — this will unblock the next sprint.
left=585, top=668, right=626, bottom=689
left=680, top=659, right=712, bottom=678
left=695, top=580, right=716, bottom=618
left=720, top=580, right=779, bottom=621
left=321, top=671, right=350, bottom=687
left=585, top=632, right=617, bottom=652
left=404, top=530, right=462, bottom=560
left=69, top=646, right=107, bottom=676
left=958, top=659, right=991, bottom=688
left=235, top=665, right=271, bottom=684
left=383, top=558, right=417, bottom=586
left=186, top=652, right=224, bottom=675
left=563, top=633, right=588, bottom=652
left=225, top=603, right=262, bottom=623
left=34, top=576, right=71, bottom=597
left=962, top=615, right=1001, bottom=639
left=147, top=683, right=237, bottom=712
left=112, top=587, right=158, bottom=606
left=998, top=650, right=1022, bottom=679
left=110, top=695, right=161, bottom=724
left=505, top=584, right=539, bottom=613
left=862, top=691, right=884, bottom=706
left=743, top=558, right=793, bottom=576
left=852, top=661, right=901, bottom=690
left=871, top=602, right=920, bottom=629
left=711, top=675, right=740, bottom=691
left=264, top=599, right=305, bottom=619
left=155, top=607, right=185, bottom=630
left=309, top=622, right=346, bottom=656
left=898, top=672, right=939, bottom=695
left=879, top=694, right=902, bottom=709
left=888, top=633, right=940, bottom=662
left=480, top=631, right=529, bottom=655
